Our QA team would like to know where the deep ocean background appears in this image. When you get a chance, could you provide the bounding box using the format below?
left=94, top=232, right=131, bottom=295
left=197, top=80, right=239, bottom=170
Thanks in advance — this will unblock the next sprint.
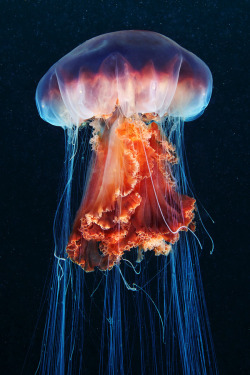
left=1, top=0, right=249, bottom=374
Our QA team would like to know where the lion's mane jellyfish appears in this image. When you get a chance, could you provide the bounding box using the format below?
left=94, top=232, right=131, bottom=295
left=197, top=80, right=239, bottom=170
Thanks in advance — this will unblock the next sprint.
left=36, top=31, right=216, bottom=375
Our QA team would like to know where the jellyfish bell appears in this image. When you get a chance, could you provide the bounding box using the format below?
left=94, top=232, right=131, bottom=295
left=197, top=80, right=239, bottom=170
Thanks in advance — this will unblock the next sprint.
left=36, top=30, right=212, bottom=127
left=36, top=30, right=212, bottom=272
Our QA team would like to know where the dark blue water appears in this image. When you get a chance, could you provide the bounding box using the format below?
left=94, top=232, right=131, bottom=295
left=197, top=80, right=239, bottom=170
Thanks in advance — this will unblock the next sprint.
left=1, top=1, right=249, bottom=374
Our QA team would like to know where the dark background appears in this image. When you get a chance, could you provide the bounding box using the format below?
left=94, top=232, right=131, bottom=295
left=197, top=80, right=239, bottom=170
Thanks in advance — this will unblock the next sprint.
left=1, top=0, right=249, bottom=374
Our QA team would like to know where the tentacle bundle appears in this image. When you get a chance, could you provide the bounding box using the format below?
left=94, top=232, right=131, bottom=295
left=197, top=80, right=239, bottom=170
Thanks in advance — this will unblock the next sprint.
left=66, top=114, right=195, bottom=271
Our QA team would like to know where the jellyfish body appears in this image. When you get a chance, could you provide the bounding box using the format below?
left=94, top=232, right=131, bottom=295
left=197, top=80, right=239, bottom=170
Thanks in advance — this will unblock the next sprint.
left=36, top=30, right=212, bottom=272
left=35, top=31, right=216, bottom=375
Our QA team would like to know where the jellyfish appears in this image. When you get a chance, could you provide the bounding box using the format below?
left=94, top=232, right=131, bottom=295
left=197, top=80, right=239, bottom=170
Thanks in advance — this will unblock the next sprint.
left=35, top=31, right=217, bottom=375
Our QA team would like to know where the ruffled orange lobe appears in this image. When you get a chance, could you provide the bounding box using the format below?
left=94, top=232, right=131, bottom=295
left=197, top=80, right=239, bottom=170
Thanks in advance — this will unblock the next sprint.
left=66, top=115, right=195, bottom=271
